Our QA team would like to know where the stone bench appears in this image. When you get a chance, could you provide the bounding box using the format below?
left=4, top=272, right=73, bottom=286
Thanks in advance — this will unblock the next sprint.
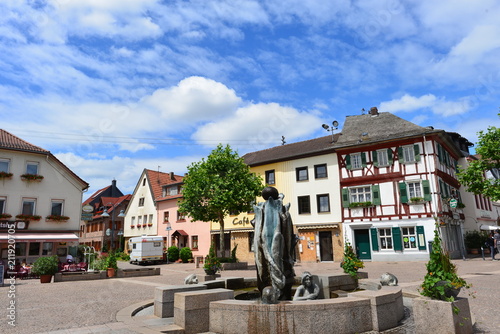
left=174, top=288, right=234, bottom=334
left=54, top=271, right=106, bottom=282
left=216, top=276, right=245, bottom=290
left=154, top=284, right=207, bottom=318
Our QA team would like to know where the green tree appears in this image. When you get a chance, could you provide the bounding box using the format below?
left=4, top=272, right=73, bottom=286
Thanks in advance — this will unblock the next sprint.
left=179, top=144, right=263, bottom=256
left=457, top=112, right=500, bottom=201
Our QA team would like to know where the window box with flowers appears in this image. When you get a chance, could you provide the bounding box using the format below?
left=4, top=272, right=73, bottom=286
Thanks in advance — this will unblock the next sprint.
left=16, top=214, right=41, bottom=221
left=45, top=215, right=70, bottom=222
left=0, top=213, right=12, bottom=219
left=409, top=197, right=425, bottom=204
left=130, top=225, right=135, bottom=229
left=348, top=201, right=373, bottom=208
left=142, top=224, right=147, bottom=228
left=20, top=173, right=44, bottom=182
left=0, top=171, right=13, bottom=180
left=147, top=223, right=153, bottom=227
left=136, top=224, right=141, bottom=228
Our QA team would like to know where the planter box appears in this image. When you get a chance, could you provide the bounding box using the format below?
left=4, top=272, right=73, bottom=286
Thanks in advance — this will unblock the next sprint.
left=413, top=297, right=473, bottom=334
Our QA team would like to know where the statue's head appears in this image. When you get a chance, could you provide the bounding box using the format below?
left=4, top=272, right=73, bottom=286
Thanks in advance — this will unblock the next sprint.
left=262, top=186, right=279, bottom=200
left=301, top=271, right=313, bottom=286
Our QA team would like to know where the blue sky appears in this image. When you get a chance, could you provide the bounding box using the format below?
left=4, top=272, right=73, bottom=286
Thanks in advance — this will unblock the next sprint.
left=1, top=0, right=499, bottom=196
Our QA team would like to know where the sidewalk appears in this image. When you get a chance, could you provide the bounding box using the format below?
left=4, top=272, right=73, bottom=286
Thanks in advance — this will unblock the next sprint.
left=1, top=257, right=499, bottom=333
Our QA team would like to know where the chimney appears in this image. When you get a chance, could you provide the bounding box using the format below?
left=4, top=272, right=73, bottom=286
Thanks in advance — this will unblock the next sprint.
left=170, top=172, right=175, bottom=180
left=369, top=107, right=379, bottom=116
left=111, top=179, right=118, bottom=197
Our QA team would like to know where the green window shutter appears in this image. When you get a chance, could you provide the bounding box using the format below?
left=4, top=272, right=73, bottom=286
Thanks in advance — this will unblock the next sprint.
left=416, top=226, right=426, bottom=250
left=399, top=182, right=408, bottom=203
left=361, top=152, right=367, bottom=167
left=438, top=179, right=444, bottom=198
left=397, top=147, right=403, bottom=164
left=437, top=143, right=442, bottom=163
left=370, top=228, right=379, bottom=251
left=372, top=151, right=378, bottom=167
left=392, top=227, right=403, bottom=251
left=345, top=154, right=351, bottom=170
left=414, top=144, right=421, bottom=162
left=342, top=188, right=350, bottom=208
left=372, top=185, right=381, bottom=205
left=422, top=180, right=431, bottom=202
left=387, top=148, right=393, bottom=165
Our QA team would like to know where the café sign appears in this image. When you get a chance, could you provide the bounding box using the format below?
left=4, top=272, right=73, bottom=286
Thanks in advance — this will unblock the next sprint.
left=0, top=220, right=29, bottom=230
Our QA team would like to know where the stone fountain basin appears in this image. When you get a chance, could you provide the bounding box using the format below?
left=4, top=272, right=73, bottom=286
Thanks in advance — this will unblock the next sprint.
left=210, top=286, right=404, bottom=334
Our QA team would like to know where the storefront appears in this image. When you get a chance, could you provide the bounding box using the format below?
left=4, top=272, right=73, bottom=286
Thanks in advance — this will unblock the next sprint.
left=0, top=224, right=79, bottom=266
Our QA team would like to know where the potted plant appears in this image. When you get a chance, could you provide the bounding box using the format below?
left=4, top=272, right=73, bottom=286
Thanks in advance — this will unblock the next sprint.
left=203, top=244, right=221, bottom=275
left=464, top=230, right=487, bottom=254
left=31, top=255, right=59, bottom=283
left=105, top=252, right=118, bottom=278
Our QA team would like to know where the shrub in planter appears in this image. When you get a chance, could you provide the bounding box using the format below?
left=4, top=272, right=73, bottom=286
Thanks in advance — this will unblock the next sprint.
left=464, top=230, right=488, bottom=250
left=31, top=255, right=59, bottom=277
left=203, top=244, right=221, bottom=274
left=179, top=247, right=193, bottom=263
left=421, top=221, right=471, bottom=301
left=167, top=246, right=180, bottom=262
left=340, top=239, right=364, bottom=279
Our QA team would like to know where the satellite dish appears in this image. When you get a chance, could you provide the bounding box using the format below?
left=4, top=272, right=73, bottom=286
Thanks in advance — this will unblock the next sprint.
left=332, top=120, right=339, bottom=128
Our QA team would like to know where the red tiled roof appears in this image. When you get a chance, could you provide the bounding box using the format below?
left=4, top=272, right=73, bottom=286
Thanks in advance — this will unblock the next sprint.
left=145, top=169, right=184, bottom=201
left=0, top=129, right=50, bottom=153
left=82, top=186, right=111, bottom=205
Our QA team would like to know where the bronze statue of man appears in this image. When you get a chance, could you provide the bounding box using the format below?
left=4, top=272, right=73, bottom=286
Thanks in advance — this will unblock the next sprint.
left=252, top=187, right=297, bottom=303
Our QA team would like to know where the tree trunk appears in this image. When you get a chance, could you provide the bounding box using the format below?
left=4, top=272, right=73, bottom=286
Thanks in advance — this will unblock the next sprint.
left=219, top=214, right=225, bottom=258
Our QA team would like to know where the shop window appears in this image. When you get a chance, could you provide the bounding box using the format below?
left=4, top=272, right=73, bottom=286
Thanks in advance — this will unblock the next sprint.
left=42, top=242, right=53, bottom=255
left=379, top=228, right=393, bottom=249
left=402, top=227, right=417, bottom=249
left=29, top=242, right=40, bottom=256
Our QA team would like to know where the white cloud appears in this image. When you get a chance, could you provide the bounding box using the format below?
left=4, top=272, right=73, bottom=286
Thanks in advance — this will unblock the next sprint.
left=192, top=102, right=323, bottom=149
left=379, top=94, right=471, bottom=117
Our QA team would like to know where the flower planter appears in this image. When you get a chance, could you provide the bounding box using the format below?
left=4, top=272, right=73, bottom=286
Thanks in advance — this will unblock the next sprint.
left=107, top=268, right=116, bottom=278
left=40, top=274, right=52, bottom=283
left=413, top=297, right=473, bottom=334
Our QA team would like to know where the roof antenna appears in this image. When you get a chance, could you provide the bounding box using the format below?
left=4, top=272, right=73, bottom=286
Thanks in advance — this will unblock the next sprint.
left=361, top=108, right=365, bottom=115
left=281, top=136, right=286, bottom=145
left=158, top=166, right=161, bottom=184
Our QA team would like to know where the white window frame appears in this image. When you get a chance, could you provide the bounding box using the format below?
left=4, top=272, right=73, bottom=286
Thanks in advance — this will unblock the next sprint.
left=51, top=200, right=64, bottom=216
left=0, top=159, right=10, bottom=173
left=402, top=227, right=418, bottom=249
left=22, top=198, right=36, bottom=215
left=376, top=150, right=389, bottom=166
left=402, top=145, right=415, bottom=163
left=379, top=228, right=393, bottom=250
left=407, top=181, right=423, bottom=199
left=167, top=186, right=178, bottom=196
left=0, top=197, right=6, bottom=214
left=26, top=161, right=39, bottom=175
left=138, top=198, right=145, bottom=207
left=349, top=186, right=372, bottom=203
left=351, top=153, right=362, bottom=169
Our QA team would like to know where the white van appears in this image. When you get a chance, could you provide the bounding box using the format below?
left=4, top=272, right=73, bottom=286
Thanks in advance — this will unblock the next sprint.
left=129, top=235, right=164, bottom=265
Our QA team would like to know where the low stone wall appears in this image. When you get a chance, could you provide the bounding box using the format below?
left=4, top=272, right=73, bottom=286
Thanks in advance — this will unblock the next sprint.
left=221, top=262, right=248, bottom=270
left=117, top=267, right=160, bottom=278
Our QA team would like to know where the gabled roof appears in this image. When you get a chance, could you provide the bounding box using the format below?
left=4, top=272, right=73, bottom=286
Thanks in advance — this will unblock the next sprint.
left=0, top=129, right=89, bottom=190
left=82, top=180, right=124, bottom=205
left=334, top=112, right=440, bottom=148
left=92, top=195, right=131, bottom=218
left=145, top=169, right=184, bottom=202
left=0, top=129, right=49, bottom=154
left=243, top=134, right=339, bottom=166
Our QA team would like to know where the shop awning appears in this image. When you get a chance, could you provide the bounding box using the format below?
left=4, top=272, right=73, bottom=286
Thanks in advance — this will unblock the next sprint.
left=295, top=223, right=339, bottom=230
left=0, top=233, right=79, bottom=243
left=171, top=230, right=188, bottom=237
left=480, top=224, right=499, bottom=231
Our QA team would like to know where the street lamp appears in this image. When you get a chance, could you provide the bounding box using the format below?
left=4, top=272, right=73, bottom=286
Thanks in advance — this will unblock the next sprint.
left=102, top=207, right=125, bottom=252
left=165, top=222, right=172, bottom=264
left=321, top=120, right=339, bottom=143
